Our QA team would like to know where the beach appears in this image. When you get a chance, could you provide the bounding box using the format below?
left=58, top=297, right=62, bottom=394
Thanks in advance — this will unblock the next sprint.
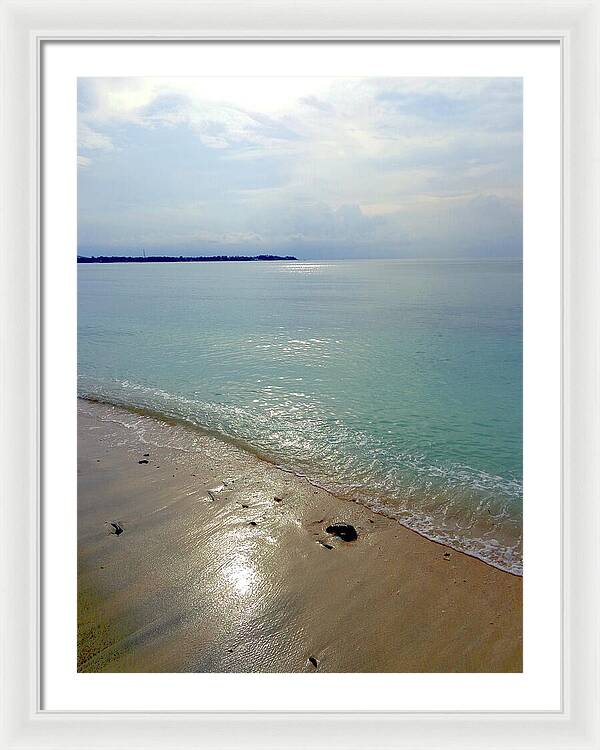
left=78, top=259, right=524, bottom=576
left=78, top=399, right=522, bottom=673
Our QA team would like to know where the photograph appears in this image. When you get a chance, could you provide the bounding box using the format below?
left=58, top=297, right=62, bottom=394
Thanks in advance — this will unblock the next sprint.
left=77, top=75, right=523, bottom=674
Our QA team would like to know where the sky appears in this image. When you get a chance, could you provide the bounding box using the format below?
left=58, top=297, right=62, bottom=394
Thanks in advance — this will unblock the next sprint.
left=77, top=77, right=522, bottom=259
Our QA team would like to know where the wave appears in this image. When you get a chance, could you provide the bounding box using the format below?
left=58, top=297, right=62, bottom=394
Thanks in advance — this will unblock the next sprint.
left=78, top=378, right=523, bottom=576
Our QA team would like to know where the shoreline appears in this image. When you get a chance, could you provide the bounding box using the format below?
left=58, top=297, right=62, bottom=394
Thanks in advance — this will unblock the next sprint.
left=78, top=399, right=523, bottom=673
left=78, top=394, right=522, bottom=576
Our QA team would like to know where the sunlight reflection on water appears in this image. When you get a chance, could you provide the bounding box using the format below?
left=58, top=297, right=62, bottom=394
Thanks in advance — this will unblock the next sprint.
left=223, top=554, right=257, bottom=596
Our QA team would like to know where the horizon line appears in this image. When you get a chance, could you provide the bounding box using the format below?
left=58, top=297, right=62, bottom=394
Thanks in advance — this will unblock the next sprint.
left=76, top=254, right=523, bottom=262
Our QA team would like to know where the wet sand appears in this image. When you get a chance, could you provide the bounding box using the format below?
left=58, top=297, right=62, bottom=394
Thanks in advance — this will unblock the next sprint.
left=78, top=399, right=522, bottom=673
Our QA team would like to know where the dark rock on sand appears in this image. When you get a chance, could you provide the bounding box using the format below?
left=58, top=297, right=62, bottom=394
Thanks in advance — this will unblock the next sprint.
left=143, top=453, right=150, bottom=457
left=138, top=459, right=149, bottom=464
left=274, top=496, right=283, bottom=502
left=326, top=523, right=357, bottom=542
left=109, top=522, right=124, bottom=536
left=249, top=521, right=257, bottom=526
left=308, top=656, right=320, bottom=669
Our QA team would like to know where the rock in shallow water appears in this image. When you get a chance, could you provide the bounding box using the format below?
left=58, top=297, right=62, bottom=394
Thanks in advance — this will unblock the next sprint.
left=325, top=523, right=357, bottom=542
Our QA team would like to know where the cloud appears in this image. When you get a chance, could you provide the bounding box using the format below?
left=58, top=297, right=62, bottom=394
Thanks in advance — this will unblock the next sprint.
left=78, top=121, right=114, bottom=168
left=77, top=77, right=522, bottom=258
left=78, top=122, right=114, bottom=151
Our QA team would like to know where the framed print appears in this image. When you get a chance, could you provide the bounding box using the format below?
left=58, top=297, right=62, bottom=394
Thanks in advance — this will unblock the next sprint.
left=1, top=1, right=599, bottom=749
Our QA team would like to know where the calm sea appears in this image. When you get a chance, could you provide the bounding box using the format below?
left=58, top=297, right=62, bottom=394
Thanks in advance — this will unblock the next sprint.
left=78, top=259, right=523, bottom=573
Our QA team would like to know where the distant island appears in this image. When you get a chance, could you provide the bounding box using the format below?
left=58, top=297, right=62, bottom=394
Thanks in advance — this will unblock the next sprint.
left=77, top=254, right=297, bottom=264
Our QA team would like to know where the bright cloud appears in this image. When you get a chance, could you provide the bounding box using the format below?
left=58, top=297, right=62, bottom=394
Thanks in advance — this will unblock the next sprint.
left=78, top=77, right=522, bottom=258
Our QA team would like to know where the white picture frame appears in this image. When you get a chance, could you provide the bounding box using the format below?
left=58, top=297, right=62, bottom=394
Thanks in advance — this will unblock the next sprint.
left=1, top=0, right=598, bottom=748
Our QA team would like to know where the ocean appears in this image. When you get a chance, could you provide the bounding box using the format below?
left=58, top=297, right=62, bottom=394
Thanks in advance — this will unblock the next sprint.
left=78, top=258, right=522, bottom=574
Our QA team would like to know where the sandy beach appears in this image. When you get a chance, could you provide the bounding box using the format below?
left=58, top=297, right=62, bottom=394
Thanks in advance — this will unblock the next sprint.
left=78, top=399, right=522, bottom=673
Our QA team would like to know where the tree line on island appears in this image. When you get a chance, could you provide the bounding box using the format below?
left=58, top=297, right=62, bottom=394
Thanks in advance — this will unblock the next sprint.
left=77, top=254, right=298, bottom=263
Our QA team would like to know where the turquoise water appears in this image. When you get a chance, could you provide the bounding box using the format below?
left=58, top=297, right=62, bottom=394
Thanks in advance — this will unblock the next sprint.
left=78, top=259, right=522, bottom=573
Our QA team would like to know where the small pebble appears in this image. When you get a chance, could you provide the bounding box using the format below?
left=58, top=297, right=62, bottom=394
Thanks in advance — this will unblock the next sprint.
left=317, top=541, right=333, bottom=550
